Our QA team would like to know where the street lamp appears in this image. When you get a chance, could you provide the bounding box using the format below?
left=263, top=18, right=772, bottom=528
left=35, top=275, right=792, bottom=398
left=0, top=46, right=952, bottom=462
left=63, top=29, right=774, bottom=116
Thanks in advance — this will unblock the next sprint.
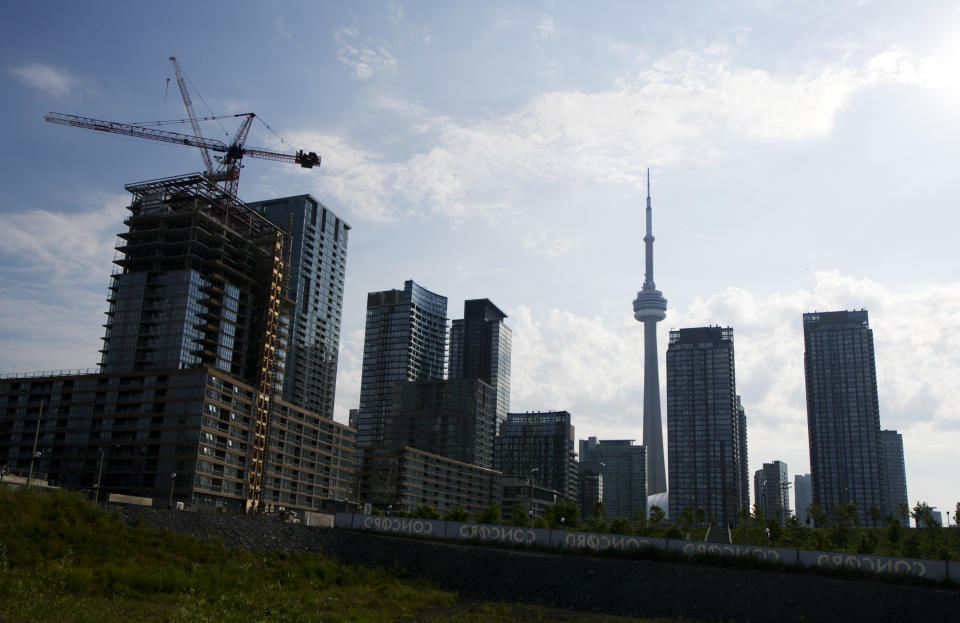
left=528, top=467, right=539, bottom=523
left=168, top=473, right=177, bottom=510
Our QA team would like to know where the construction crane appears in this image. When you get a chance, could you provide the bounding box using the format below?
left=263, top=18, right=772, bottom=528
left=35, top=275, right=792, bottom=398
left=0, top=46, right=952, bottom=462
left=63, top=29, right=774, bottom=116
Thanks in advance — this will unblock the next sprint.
left=45, top=57, right=320, bottom=198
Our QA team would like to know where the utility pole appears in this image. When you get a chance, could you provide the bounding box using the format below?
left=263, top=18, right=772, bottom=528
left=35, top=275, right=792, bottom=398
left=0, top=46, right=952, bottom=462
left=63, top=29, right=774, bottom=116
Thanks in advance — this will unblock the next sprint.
left=26, top=399, right=44, bottom=488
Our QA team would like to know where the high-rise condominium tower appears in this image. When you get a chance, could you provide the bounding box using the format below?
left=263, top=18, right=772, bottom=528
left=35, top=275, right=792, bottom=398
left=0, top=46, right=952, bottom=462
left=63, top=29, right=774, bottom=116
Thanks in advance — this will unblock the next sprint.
left=794, top=474, right=813, bottom=525
left=803, top=310, right=886, bottom=525
left=754, top=460, right=790, bottom=526
left=632, top=171, right=667, bottom=495
left=449, top=299, right=511, bottom=429
left=495, top=411, right=579, bottom=502
left=356, top=280, right=447, bottom=447
left=579, top=437, right=647, bottom=521
left=880, top=429, right=909, bottom=524
left=248, top=195, right=350, bottom=418
left=666, top=326, right=748, bottom=527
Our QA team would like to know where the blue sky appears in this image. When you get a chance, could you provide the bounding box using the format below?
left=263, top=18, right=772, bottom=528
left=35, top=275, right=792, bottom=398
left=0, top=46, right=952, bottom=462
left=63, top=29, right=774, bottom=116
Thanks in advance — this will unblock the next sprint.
left=2, top=1, right=959, bottom=520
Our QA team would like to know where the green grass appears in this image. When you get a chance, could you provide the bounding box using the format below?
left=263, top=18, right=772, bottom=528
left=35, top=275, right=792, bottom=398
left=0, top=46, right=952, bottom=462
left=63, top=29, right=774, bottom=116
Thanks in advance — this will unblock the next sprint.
left=0, top=487, right=676, bottom=622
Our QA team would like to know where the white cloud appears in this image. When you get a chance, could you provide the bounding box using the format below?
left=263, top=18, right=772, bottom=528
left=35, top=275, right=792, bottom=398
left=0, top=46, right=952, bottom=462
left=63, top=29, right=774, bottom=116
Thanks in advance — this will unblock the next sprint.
left=9, top=62, right=82, bottom=97
left=335, top=27, right=397, bottom=80
left=522, top=232, right=583, bottom=258
left=289, top=44, right=934, bottom=223
left=0, top=290, right=104, bottom=373
left=536, top=15, right=555, bottom=41
left=0, top=197, right=126, bottom=373
left=388, top=0, right=404, bottom=27
left=0, top=195, right=127, bottom=284
left=333, top=328, right=365, bottom=424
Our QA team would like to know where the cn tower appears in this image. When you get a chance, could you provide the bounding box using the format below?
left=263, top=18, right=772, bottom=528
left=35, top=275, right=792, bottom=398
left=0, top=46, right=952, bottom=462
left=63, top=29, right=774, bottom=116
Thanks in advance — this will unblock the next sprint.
left=632, top=170, right=667, bottom=494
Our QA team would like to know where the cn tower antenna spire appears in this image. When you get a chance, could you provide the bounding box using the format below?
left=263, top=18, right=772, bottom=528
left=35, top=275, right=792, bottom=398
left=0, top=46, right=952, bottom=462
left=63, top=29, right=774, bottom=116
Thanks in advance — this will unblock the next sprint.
left=633, top=168, right=668, bottom=495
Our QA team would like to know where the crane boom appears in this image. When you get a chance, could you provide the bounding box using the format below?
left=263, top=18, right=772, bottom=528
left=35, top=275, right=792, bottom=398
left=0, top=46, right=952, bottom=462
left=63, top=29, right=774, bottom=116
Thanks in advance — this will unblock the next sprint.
left=45, top=112, right=229, bottom=152
left=44, top=112, right=321, bottom=177
left=169, top=56, right=214, bottom=176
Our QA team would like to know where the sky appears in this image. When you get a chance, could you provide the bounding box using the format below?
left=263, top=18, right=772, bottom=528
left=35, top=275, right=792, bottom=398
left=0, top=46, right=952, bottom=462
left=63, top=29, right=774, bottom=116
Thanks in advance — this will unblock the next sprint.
left=1, top=1, right=958, bottom=522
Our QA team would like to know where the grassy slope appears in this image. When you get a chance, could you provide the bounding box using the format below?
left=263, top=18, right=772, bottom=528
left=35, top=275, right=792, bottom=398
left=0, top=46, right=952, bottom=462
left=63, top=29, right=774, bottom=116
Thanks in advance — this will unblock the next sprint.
left=0, top=488, right=670, bottom=623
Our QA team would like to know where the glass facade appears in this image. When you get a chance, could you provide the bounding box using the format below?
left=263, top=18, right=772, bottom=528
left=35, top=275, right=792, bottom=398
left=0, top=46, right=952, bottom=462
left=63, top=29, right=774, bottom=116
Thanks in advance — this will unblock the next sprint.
left=803, top=310, right=886, bottom=524
left=666, top=326, right=748, bottom=527
left=357, top=280, right=448, bottom=447
left=794, top=473, right=813, bottom=525
left=494, top=411, right=578, bottom=501
left=449, top=299, right=512, bottom=431
left=754, top=460, right=790, bottom=526
left=249, top=195, right=350, bottom=418
left=880, top=429, right=909, bottom=524
left=578, top=437, right=647, bottom=521
left=387, top=378, right=497, bottom=469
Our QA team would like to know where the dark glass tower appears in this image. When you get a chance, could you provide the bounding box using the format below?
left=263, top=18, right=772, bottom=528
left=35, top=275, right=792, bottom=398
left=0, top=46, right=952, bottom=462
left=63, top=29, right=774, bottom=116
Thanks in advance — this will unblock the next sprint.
left=880, top=429, right=908, bottom=524
left=754, top=460, right=790, bottom=526
left=803, top=310, right=886, bottom=524
left=356, top=280, right=447, bottom=447
left=449, top=299, right=511, bottom=429
left=495, top=411, right=578, bottom=501
left=666, top=326, right=748, bottom=527
left=579, top=437, right=647, bottom=521
left=248, top=195, right=350, bottom=419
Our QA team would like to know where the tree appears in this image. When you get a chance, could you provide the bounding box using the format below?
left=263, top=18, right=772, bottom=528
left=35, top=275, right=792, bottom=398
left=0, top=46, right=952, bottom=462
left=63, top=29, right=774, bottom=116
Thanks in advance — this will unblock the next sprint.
left=413, top=505, right=440, bottom=519
left=694, top=507, right=708, bottom=528
left=632, top=509, right=648, bottom=531
left=475, top=501, right=501, bottom=525
left=649, top=505, right=665, bottom=529
left=806, top=503, right=829, bottom=529
left=868, top=504, right=883, bottom=529
left=678, top=504, right=694, bottom=530
left=911, top=501, right=937, bottom=529
left=532, top=517, right=550, bottom=529
left=955, top=502, right=960, bottom=527
left=897, top=502, right=910, bottom=524
left=834, top=503, right=860, bottom=529
left=887, top=517, right=903, bottom=544
left=610, top=516, right=632, bottom=534
left=510, top=503, right=530, bottom=527
left=443, top=505, right=469, bottom=522
left=587, top=501, right=609, bottom=533
left=544, top=500, right=581, bottom=530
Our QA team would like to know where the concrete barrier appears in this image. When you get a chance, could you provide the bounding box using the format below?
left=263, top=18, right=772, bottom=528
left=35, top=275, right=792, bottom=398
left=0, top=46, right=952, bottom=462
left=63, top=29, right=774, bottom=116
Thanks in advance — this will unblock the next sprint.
left=449, top=522, right=545, bottom=545
left=554, top=529, right=663, bottom=552
left=800, top=549, right=947, bottom=580
left=335, top=513, right=955, bottom=582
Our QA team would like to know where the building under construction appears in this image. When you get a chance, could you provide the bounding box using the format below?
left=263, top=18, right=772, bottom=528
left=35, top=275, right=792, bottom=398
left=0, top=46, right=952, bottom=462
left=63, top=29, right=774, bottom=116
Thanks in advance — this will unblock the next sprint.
left=0, top=174, right=354, bottom=513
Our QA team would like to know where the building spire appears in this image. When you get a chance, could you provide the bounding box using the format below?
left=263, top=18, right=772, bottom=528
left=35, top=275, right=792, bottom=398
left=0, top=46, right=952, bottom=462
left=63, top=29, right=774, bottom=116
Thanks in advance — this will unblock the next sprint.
left=643, top=168, right=655, bottom=291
